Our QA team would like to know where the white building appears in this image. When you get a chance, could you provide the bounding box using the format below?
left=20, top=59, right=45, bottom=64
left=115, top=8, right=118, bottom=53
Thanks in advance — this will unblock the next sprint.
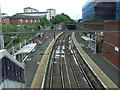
left=16, top=12, right=48, bottom=19
left=23, top=7, right=56, bottom=20
left=47, top=9, right=56, bottom=20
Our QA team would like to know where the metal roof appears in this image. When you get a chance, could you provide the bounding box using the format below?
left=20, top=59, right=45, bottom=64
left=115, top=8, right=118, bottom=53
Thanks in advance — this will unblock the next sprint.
left=47, top=8, right=55, bottom=10
left=10, top=14, right=42, bottom=19
left=24, top=7, right=39, bottom=11
left=17, top=12, right=47, bottom=14
left=14, top=43, right=37, bottom=55
left=24, top=7, right=32, bottom=9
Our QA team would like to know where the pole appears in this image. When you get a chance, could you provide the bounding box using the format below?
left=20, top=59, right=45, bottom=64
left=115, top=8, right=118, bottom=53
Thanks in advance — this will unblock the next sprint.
left=0, top=8, right=4, bottom=49
left=0, top=34, right=4, bottom=49
left=54, top=32, right=55, bottom=40
left=95, top=32, right=97, bottom=53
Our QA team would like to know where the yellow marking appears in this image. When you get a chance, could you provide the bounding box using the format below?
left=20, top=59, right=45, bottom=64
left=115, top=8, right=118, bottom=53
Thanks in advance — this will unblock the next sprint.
left=31, top=32, right=63, bottom=88
left=72, top=32, right=119, bottom=88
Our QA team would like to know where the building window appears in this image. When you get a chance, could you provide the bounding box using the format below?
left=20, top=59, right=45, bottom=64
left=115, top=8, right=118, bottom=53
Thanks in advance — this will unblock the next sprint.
left=31, top=19, right=32, bottom=23
left=35, top=20, right=36, bottom=23
left=20, top=19, right=23, bottom=23
left=26, top=19, right=28, bottom=23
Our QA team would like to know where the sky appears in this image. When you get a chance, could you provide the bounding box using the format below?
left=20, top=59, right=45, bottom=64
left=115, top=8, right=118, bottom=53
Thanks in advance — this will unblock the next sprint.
left=1, top=0, right=88, bottom=20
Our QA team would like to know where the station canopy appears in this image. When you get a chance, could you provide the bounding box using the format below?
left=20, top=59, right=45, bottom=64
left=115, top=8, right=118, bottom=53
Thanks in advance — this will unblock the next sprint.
left=14, top=43, right=37, bottom=55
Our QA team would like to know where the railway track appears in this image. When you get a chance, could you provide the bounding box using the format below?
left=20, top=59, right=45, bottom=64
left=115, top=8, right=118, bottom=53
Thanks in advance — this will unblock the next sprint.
left=44, top=33, right=105, bottom=89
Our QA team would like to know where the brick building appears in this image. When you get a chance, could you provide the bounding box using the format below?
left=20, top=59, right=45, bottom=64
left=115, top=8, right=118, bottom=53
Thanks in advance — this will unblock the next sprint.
left=4, top=7, right=56, bottom=25
left=5, top=14, right=41, bottom=25
left=103, top=21, right=120, bottom=69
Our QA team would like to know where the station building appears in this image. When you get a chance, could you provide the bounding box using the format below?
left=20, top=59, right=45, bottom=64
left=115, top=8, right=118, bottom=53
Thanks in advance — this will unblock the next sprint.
left=82, top=0, right=120, bottom=70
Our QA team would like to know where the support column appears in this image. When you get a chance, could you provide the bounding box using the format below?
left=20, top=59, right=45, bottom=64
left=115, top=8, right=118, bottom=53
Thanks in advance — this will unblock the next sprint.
left=0, top=34, right=4, bottom=49
left=94, top=32, right=97, bottom=53
left=24, top=40, right=26, bottom=46
left=19, top=43, right=22, bottom=49
left=12, top=47, right=15, bottom=55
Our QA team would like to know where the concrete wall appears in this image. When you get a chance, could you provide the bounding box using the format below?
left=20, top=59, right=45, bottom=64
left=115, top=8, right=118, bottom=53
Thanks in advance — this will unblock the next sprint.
left=0, top=79, right=25, bottom=89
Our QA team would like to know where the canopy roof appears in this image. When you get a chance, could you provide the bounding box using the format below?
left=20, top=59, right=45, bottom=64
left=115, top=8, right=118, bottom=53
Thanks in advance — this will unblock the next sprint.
left=14, top=43, right=37, bottom=55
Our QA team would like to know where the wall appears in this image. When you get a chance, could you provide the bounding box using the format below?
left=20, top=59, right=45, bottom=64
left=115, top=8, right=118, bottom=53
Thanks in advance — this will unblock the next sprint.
left=47, top=9, right=56, bottom=20
left=103, top=21, right=120, bottom=69
left=10, top=19, right=19, bottom=25
left=7, top=18, right=40, bottom=25
left=0, top=79, right=25, bottom=89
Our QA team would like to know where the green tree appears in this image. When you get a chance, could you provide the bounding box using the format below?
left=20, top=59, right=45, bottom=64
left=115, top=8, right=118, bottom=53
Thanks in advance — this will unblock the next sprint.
left=51, top=13, right=72, bottom=24
left=78, top=19, right=82, bottom=22
left=40, top=16, right=50, bottom=29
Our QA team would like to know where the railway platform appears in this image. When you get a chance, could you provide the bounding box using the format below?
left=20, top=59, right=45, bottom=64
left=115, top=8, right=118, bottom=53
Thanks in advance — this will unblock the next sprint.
left=73, top=32, right=120, bottom=88
left=30, top=32, right=119, bottom=89
left=30, top=32, right=63, bottom=88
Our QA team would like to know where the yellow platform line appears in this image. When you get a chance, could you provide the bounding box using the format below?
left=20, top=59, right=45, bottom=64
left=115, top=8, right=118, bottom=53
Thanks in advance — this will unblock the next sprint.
left=31, top=32, right=63, bottom=88
left=72, top=32, right=118, bottom=88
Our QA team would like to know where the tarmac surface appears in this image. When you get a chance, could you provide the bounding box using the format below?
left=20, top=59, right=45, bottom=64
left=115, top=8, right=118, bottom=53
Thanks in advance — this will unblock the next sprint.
left=75, top=32, right=120, bottom=88
left=24, top=33, right=59, bottom=87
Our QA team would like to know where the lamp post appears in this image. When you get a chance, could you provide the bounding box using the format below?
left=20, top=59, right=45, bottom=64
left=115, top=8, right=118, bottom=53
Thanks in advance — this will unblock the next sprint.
left=10, top=36, right=17, bottom=48
left=40, top=33, right=43, bottom=43
left=0, top=11, right=4, bottom=49
left=0, top=34, right=4, bottom=49
left=10, top=36, right=17, bottom=55
left=94, top=32, right=97, bottom=53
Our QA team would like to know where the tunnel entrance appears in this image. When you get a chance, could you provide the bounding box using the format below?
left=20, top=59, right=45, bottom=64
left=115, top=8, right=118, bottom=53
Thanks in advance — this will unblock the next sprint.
left=66, top=25, right=76, bottom=30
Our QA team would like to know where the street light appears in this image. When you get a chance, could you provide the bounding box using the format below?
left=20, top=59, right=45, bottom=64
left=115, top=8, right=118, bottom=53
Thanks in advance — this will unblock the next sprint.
left=40, top=33, right=43, bottom=44
left=11, top=36, right=17, bottom=47
left=10, top=36, right=17, bottom=55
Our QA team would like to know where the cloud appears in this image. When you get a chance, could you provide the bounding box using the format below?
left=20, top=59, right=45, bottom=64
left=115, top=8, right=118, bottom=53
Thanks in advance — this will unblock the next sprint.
left=1, top=0, right=87, bottom=19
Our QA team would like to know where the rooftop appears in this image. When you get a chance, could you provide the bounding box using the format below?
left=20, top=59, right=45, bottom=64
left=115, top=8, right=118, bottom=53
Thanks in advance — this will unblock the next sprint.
left=9, top=13, right=42, bottom=19
left=24, top=7, right=39, bottom=11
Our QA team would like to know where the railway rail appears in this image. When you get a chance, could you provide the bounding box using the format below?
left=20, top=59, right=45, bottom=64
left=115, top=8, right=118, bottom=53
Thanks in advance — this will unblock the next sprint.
left=44, top=33, right=105, bottom=89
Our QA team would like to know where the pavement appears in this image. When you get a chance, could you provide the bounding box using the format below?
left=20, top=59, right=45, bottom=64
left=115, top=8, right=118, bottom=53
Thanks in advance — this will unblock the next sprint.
left=75, top=32, right=120, bottom=88
left=24, top=32, right=59, bottom=87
